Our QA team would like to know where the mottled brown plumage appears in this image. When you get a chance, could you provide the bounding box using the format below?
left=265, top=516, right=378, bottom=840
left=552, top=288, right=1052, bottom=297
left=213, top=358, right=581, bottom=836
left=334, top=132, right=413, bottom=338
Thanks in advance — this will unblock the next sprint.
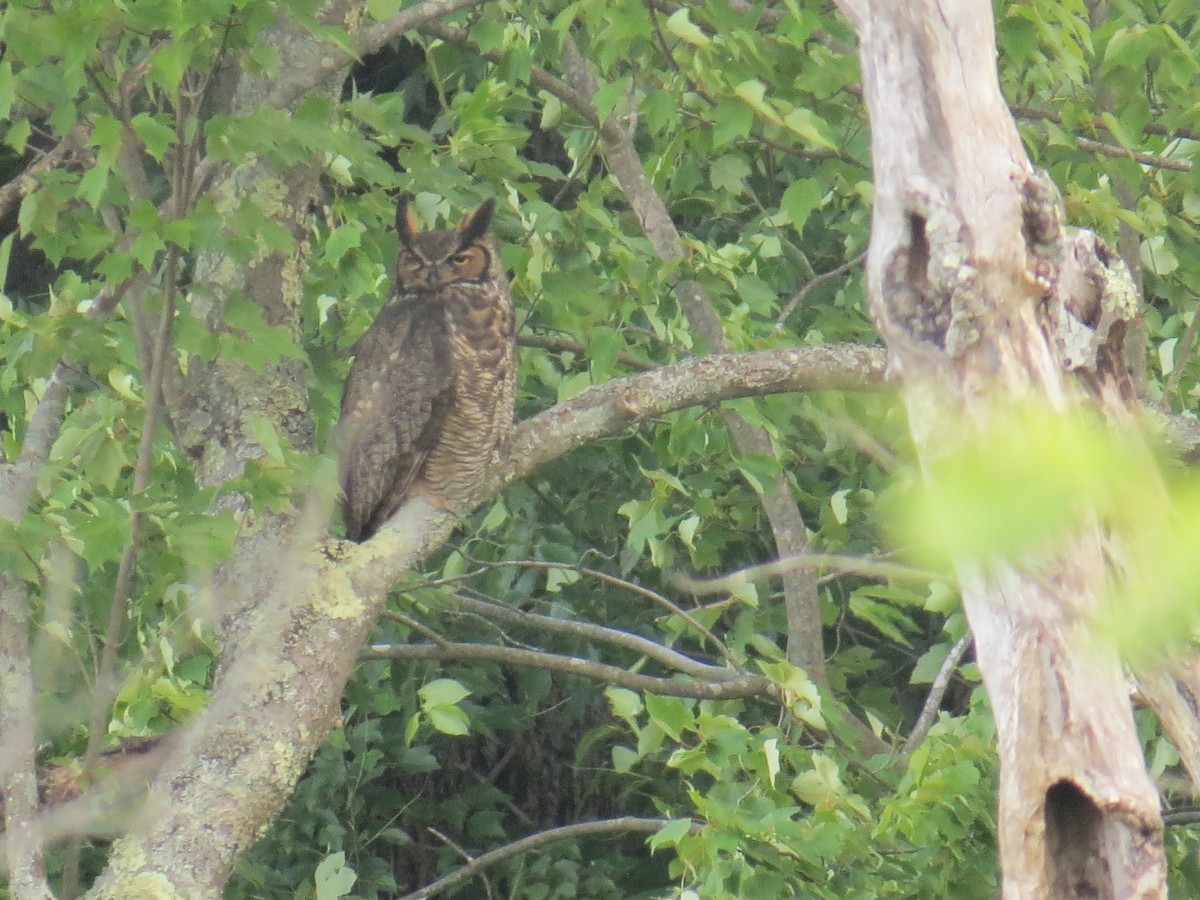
left=337, top=194, right=516, bottom=542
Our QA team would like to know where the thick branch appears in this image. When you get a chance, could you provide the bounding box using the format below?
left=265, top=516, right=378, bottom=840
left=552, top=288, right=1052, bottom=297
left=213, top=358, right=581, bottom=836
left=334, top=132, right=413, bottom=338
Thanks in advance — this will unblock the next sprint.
left=491, top=345, right=885, bottom=492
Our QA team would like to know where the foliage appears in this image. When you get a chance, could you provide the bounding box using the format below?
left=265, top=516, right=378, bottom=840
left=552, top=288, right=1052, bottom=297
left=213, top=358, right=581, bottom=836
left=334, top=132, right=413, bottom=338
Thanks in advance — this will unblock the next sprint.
left=3, top=0, right=1200, bottom=896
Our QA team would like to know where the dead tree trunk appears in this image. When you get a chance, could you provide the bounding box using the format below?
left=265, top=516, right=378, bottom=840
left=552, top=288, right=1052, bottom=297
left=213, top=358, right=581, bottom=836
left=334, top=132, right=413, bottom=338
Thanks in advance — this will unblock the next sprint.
left=833, top=1, right=1165, bottom=896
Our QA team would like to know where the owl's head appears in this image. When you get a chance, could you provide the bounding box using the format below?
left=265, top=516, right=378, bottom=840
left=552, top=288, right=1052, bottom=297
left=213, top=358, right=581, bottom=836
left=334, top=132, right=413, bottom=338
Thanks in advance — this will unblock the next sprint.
left=393, top=193, right=500, bottom=295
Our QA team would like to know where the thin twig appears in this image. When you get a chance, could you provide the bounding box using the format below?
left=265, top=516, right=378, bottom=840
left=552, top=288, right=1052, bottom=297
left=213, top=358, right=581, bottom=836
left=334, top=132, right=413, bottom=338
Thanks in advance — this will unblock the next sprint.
left=1010, top=103, right=1199, bottom=146
left=362, top=641, right=774, bottom=700
left=399, top=817, right=678, bottom=900
left=64, top=209, right=183, bottom=898
left=462, top=556, right=736, bottom=665
left=774, top=252, right=865, bottom=331
left=519, top=333, right=657, bottom=372
left=901, top=633, right=971, bottom=755
left=425, top=828, right=495, bottom=900
left=674, top=552, right=946, bottom=596
left=411, top=590, right=742, bottom=680
left=1072, top=136, right=1190, bottom=172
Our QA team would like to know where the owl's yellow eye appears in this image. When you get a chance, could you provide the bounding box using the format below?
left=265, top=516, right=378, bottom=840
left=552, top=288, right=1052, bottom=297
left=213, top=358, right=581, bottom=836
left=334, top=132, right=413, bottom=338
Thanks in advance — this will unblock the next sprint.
left=451, top=251, right=474, bottom=266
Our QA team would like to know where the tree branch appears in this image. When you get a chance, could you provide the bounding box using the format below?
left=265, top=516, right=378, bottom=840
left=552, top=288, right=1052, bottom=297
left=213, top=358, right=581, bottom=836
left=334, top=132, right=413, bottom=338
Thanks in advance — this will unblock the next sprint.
left=362, top=641, right=773, bottom=699
left=490, top=345, right=886, bottom=492
left=397, top=817, right=678, bottom=900
left=557, top=37, right=832, bottom=682
left=465, top=557, right=734, bottom=664
left=901, top=633, right=971, bottom=755
left=421, top=591, right=740, bottom=681
left=0, top=577, right=52, bottom=898
left=519, top=333, right=656, bottom=371
left=82, top=342, right=885, bottom=895
left=674, top=552, right=945, bottom=595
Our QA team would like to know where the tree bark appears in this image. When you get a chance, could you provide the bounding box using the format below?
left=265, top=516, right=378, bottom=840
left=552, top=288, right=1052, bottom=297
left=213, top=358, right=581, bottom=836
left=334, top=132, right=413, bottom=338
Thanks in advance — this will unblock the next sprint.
left=834, top=1, right=1165, bottom=896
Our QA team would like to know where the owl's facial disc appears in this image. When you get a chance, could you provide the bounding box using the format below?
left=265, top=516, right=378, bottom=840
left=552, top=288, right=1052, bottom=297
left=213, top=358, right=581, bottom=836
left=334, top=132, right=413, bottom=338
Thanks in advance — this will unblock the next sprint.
left=395, top=244, right=491, bottom=293
left=395, top=250, right=434, bottom=292
left=447, top=245, right=489, bottom=281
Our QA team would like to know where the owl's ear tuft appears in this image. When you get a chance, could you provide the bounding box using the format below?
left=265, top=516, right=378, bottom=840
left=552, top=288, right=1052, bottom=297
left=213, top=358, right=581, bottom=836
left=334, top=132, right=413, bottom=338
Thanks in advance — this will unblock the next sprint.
left=457, top=198, right=496, bottom=246
left=396, top=192, right=421, bottom=246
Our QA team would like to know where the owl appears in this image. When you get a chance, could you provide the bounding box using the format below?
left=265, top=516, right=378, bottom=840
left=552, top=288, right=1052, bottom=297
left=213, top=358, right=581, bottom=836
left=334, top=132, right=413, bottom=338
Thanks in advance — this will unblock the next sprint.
left=337, top=193, right=516, bottom=542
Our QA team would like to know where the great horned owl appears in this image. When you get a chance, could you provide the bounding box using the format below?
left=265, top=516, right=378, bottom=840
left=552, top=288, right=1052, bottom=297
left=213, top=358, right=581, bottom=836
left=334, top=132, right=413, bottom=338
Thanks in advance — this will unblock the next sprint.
left=337, top=194, right=516, bottom=542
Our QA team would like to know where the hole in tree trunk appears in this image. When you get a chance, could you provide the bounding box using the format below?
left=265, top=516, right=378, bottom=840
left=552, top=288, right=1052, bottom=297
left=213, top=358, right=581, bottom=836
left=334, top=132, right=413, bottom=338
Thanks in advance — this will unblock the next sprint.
left=1044, top=779, right=1108, bottom=899
left=906, top=212, right=930, bottom=297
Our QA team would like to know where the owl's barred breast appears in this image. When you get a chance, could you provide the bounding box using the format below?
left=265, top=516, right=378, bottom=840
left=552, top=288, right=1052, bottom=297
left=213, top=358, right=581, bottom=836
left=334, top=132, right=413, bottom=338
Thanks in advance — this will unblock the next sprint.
left=418, top=287, right=516, bottom=506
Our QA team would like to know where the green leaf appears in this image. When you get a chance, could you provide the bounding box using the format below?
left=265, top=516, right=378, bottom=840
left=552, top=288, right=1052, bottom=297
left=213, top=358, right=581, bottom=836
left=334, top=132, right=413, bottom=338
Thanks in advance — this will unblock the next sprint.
left=711, top=97, right=754, bottom=148
left=849, top=596, right=917, bottom=647
left=710, top=154, right=751, bottom=194
left=1141, top=234, right=1179, bottom=275
left=734, top=79, right=782, bottom=125
left=419, top=678, right=471, bottom=707
left=666, top=9, right=711, bottom=47
left=246, top=412, right=284, bottom=465
left=644, top=693, right=694, bottom=741
left=427, top=706, right=470, bottom=736
left=763, top=737, right=780, bottom=787
left=781, top=107, right=837, bottom=150
left=781, top=179, right=823, bottom=231
left=611, top=744, right=638, bottom=774
left=468, top=18, right=506, bottom=53
left=131, top=113, right=176, bottom=162
left=593, top=77, right=630, bottom=123
left=585, top=327, right=624, bottom=380
left=0, top=59, right=13, bottom=120
left=605, top=687, right=643, bottom=725
left=0, top=234, right=13, bottom=292
left=365, top=0, right=402, bottom=22
left=314, top=852, right=358, bottom=900
left=648, top=817, right=693, bottom=851
left=5, top=117, right=31, bottom=154
left=556, top=370, right=592, bottom=402
left=911, top=644, right=951, bottom=685
left=147, top=40, right=190, bottom=94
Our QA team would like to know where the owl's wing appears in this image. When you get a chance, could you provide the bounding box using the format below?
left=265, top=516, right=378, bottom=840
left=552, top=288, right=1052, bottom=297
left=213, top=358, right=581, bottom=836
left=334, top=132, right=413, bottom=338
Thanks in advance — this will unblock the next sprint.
left=338, top=300, right=454, bottom=541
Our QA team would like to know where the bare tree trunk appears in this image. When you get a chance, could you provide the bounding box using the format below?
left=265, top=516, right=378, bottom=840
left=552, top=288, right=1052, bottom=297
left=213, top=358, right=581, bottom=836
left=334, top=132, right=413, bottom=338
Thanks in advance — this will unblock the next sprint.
left=834, top=1, right=1165, bottom=896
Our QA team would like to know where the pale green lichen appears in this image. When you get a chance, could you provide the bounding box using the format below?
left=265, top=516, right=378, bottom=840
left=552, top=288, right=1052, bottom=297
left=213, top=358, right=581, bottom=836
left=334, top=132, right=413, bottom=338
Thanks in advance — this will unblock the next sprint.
left=93, top=839, right=186, bottom=899
left=93, top=873, right=183, bottom=900
left=311, top=563, right=366, bottom=620
left=268, top=738, right=307, bottom=788
left=1101, top=257, right=1139, bottom=322
left=943, top=262, right=984, bottom=357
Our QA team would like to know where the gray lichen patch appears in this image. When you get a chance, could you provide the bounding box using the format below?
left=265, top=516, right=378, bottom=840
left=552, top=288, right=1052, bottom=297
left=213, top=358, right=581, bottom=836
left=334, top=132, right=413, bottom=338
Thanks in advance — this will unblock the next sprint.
left=1045, top=229, right=1140, bottom=402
